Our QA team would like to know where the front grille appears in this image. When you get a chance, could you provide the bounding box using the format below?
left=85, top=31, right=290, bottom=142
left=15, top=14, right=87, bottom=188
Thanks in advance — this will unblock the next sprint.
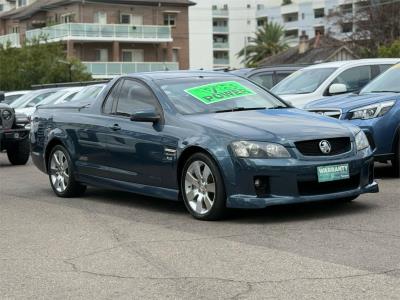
left=308, top=109, right=341, bottom=119
left=298, top=174, right=360, bottom=196
left=295, top=137, right=351, bottom=156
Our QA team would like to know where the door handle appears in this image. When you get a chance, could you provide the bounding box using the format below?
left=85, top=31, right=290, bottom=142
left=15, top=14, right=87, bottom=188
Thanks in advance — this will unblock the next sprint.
left=110, top=124, right=121, bottom=131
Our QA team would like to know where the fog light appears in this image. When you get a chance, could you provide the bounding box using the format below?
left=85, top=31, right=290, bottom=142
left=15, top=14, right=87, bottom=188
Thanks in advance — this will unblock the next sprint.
left=14, top=133, right=19, bottom=139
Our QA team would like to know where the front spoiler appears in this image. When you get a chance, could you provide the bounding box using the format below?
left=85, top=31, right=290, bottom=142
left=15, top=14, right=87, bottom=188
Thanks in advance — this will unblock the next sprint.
left=227, top=181, right=379, bottom=209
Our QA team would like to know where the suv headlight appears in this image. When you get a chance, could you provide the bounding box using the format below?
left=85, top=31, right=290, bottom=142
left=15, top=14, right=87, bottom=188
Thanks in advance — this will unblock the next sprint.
left=349, top=100, right=395, bottom=120
left=354, top=130, right=369, bottom=151
left=231, top=141, right=291, bottom=158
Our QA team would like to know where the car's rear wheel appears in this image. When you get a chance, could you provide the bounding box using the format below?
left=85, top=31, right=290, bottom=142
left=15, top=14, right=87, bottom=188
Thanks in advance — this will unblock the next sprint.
left=48, top=145, right=86, bottom=197
left=391, top=133, right=400, bottom=178
left=181, top=153, right=226, bottom=220
left=6, top=138, right=30, bottom=165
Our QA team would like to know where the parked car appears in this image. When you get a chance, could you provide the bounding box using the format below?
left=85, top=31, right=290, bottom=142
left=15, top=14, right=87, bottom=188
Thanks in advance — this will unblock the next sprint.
left=31, top=71, right=378, bottom=220
left=271, top=59, right=399, bottom=108
left=1, top=91, right=30, bottom=105
left=0, top=92, right=30, bottom=165
left=230, top=65, right=307, bottom=89
left=17, top=87, right=83, bottom=118
left=306, top=64, right=400, bottom=177
left=10, top=88, right=60, bottom=109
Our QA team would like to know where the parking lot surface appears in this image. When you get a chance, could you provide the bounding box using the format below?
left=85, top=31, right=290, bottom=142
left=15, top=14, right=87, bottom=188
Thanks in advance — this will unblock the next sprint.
left=1, top=155, right=399, bottom=299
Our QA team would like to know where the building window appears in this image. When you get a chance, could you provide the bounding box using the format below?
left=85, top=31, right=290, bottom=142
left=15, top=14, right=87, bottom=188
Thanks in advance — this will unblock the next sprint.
left=0, top=4, right=3, bottom=12
left=247, top=4, right=251, bottom=8
left=172, top=49, right=179, bottom=62
left=257, top=4, right=264, bottom=10
left=60, top=13, right=75, bottom=23
left=122, top=49, right=144, bottom=62
left=282, top=13, right=298, bottom=23
left=18, top=0, right=27, bottom=7
left=282, top=0, right=292, bottom=6
left=340, top=4, right=353, bottom=14
left=315, top=26, right=325, bottom=35
left=94, top=12, right=107, bottom=24
left=342, top=23, right=353, bottom=33
left=164, top=14, right=176, bottom=26
left=257, top=17, right=267, bottom=27
left=212, top=5, right=217, bottom=10
left=120, top=14, right=131, bottom=24
left=95, top=49, right=108, bottom=62
left=314, top=8, right=325, bottom=18
left=284, top=29, right=298, bottom=38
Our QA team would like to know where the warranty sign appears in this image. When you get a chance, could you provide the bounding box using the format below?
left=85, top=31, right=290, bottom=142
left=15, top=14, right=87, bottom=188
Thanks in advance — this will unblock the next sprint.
left=184, top=81, right=256, bottom=104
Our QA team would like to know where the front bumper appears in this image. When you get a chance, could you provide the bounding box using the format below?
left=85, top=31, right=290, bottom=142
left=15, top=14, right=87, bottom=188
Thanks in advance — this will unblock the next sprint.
left=225, top=151, right=378, bottom=209
left=0, top=128, right=29, bottom=150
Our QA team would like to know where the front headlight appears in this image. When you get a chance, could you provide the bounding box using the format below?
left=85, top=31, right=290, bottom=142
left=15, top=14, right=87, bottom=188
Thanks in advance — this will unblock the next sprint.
left=354, top=130, right=369, bottom=151
left=349, top=100, right=395, bottom=120
left=231, top=141, right=291, bottom=158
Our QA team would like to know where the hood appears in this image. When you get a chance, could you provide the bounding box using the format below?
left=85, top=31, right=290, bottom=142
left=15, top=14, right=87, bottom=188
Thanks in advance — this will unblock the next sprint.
left=16, top=107, right=36, bottom=117
left=305, top=92, right=400, bottom=112
left=185, top=108, right=355, bottom=143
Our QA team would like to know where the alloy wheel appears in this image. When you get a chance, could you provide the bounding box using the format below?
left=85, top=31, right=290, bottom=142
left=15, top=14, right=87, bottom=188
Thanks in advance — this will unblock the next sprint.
left=184, top=160, right=216, bottom=215
left=50, top=150, right=69, bottom=193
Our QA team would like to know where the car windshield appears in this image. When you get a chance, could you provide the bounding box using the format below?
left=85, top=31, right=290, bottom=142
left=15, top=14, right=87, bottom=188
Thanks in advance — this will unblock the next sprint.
left=360, top=65, right=400, bottom=94
left=10, top=92, right=37, bottom=108
left=158, top=76, right=287, bottom=115
left=70, top=85, right=104, bottom=102
left=271, top=68, right=337, bottom=95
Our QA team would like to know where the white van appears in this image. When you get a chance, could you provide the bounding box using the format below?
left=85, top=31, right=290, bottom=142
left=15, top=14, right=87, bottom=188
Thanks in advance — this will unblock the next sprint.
left=271, top=59, right=400, bottom=108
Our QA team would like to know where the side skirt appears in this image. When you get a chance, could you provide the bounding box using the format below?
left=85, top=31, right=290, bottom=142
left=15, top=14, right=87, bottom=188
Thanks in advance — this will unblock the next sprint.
left=77, top=173, right=180, bottom=201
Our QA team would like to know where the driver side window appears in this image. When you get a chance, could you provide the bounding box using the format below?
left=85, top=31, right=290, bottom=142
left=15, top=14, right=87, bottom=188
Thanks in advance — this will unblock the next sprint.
left=115, top=79, right=159, bottom=117
left=331, top=66, right=372, bottom=93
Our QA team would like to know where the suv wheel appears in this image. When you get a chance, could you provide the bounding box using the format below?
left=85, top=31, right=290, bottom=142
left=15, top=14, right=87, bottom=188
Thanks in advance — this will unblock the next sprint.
left=48, top=145, right=86, bottom=197
left=6, top=138, right=30, bottom=165
left=181, top=153, right=226, bottom=221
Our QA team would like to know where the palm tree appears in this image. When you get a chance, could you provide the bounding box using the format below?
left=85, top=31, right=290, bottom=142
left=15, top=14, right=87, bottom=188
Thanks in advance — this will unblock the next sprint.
left=238, top=22, right=288, bottom=67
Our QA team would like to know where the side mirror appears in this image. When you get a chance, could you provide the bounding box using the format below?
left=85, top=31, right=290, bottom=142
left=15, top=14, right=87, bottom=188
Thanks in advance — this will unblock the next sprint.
left=0, top=92, right=5, bottom=102
left=329, top=83, right=347, bottom=95
left=130, top=109, right=160, bottom=123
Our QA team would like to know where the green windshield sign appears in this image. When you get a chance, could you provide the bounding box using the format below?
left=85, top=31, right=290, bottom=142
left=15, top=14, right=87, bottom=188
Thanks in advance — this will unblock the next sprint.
left=184, top=81, right=256, bottom=104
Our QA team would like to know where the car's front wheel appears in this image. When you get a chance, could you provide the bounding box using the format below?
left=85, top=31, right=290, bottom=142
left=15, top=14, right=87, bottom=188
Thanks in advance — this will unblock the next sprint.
left=48, top=145, right=86, bottom=197
left=392, top=133, right=400, bottom=178
left=181, top=153, right=226, bottom=220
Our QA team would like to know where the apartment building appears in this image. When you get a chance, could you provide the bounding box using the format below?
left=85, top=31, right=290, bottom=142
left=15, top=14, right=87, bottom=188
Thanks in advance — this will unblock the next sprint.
left=0, top=0, right=193, bottom=78
left=189, top=0, right=360, bottom=69
left=0, top=0, right=15, bottom=13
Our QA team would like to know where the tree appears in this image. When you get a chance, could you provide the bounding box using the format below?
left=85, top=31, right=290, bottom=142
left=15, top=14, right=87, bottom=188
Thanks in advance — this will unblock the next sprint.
left=237, top=22, right=288, bottom=67
left=0, top=38, right=91, bottom=91
left=329, top=0, right=400, bottom=57
left=378, top=40, right=400, bottom=57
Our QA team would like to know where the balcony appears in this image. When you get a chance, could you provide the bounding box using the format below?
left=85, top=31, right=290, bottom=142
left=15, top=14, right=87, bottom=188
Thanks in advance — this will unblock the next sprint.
left=213, top=42, right=229, bottom=49
left=0, top=33, right=20, bottom=48
left=25, top=23, right=172, bottom=43
left=83, top=62, right=179, bottom=78
left=212, top=9, right=229, bottom=17
left=213, top=26, right=229, bottom=34
left=213, top=58, right=229, bottom=66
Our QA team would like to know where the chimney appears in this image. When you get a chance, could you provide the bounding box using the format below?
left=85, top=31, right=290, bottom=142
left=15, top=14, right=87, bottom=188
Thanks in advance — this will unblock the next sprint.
left=298, top=31, right=309, bottom=54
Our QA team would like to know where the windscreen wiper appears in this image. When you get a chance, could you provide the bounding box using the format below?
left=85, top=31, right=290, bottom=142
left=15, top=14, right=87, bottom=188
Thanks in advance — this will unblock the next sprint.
left=215, top=107, right=266, bottom=113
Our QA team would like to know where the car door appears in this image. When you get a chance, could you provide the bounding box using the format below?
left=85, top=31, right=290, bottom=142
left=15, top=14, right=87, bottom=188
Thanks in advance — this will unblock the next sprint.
left=105, top=78, right=173, bottom=188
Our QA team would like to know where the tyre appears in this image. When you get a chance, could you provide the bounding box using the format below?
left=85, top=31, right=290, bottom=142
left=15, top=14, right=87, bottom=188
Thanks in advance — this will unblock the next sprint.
left=181, top=152, right=226, bottom=221
left=391, top=134, right=400, bottom=178
left=6, top=138, right=30, bottom=165
left=48, top=145, right=86, bottom=197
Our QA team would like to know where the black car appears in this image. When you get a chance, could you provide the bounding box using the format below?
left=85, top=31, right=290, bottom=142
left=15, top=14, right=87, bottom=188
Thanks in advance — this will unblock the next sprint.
left=230, top=65, right=308, bottom=90
left=0, top=92, right=30, bottom=165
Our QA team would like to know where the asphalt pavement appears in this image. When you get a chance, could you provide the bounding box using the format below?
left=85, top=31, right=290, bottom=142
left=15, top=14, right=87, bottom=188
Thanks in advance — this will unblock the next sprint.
left=1, top=155, right=399, bottom=299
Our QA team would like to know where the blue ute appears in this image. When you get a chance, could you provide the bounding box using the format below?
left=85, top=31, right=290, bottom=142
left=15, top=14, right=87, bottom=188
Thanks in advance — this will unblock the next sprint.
left=30, top=71, right=378, bottom=220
